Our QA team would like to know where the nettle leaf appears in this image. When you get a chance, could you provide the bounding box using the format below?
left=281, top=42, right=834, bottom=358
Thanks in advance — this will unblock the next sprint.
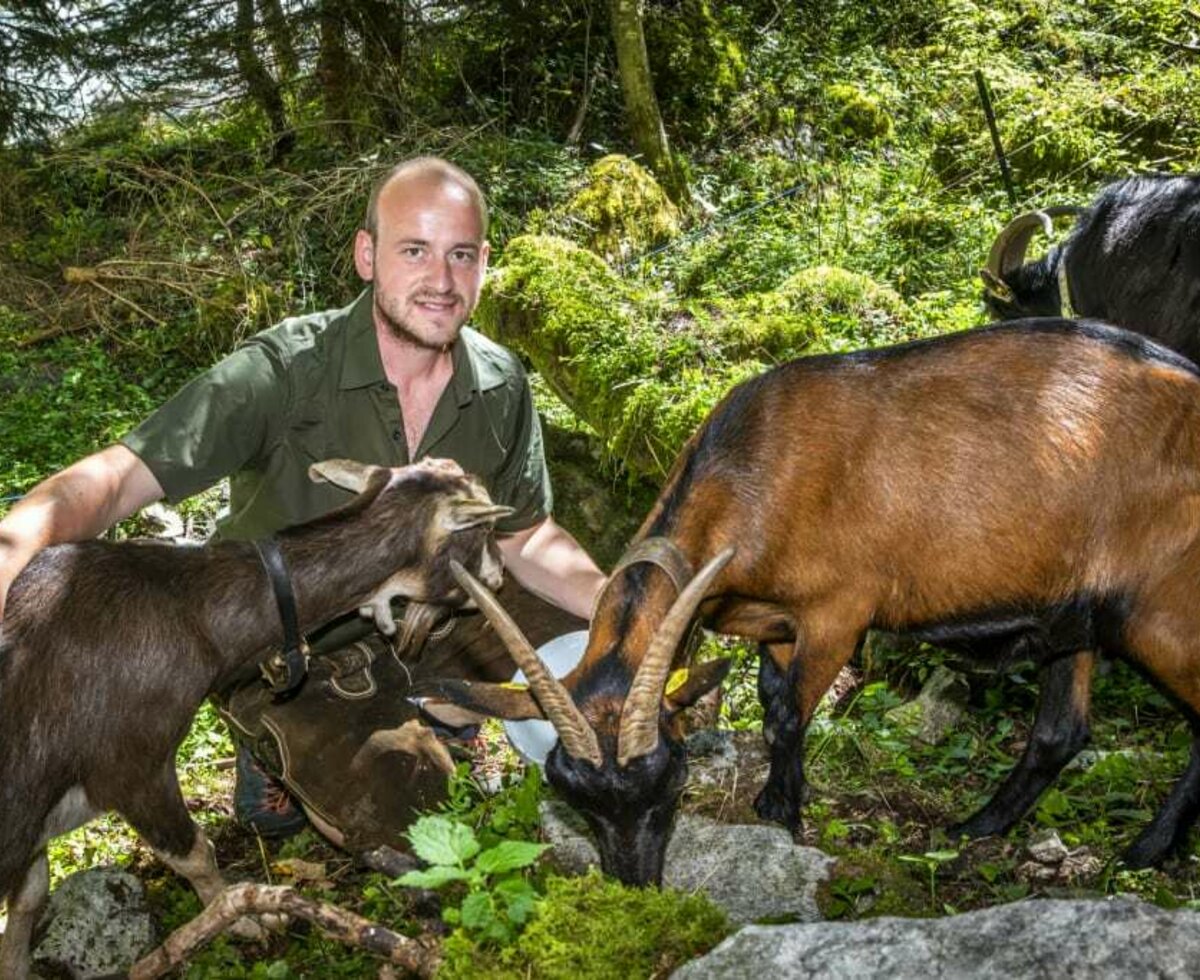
left=474, top=840, right=549, bottom=875
left=460, top=891, right=497, bottom=931
left=397, top=865, right=472, bottom=889
left=406, top=815, right=481, bottom=866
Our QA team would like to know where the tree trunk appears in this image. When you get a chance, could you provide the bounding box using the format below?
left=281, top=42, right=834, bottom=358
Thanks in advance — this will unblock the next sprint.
left=355, top=0, right=406, bottom=131
left=258, top=0, right=298, bottom=82
left=607, top=0, right=687, bottom=204
left=233, top=0, right=292, bottom=158
left=317, top=0, right=354, bottom=144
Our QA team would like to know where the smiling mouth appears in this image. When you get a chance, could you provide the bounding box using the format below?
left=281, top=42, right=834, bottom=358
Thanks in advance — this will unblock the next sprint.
left=413, top=296, right=460, bottom=312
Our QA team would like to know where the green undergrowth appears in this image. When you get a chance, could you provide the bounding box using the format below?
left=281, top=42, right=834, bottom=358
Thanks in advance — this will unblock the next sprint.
left=439, top=871, right=730, bottom=980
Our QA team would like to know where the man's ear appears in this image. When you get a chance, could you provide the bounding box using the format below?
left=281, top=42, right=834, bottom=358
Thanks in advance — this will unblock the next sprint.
left=411, top=678, right=547, bottom=721
left=309, top=458, right=386, bottom=494
left=354, top=228, right=375, bottom=282
left=663, top=658, right=733, bottom=717
left=443, top=499, right=515, bottom=531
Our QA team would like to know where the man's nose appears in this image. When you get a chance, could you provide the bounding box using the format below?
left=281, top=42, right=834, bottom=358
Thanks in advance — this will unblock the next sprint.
left=429, top=255, right=454, bottom=292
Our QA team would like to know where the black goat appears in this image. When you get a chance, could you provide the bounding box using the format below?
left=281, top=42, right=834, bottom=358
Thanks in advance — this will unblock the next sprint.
left=982, top=174, right=1200, bottom=363
left=423, top=320, right=1200, bottom=885
left=0, top=457, right=508, bottom=980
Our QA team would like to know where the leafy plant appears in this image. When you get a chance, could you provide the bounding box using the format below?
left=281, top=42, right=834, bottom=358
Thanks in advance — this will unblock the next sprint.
left=398, top=814, right=548, bottom=945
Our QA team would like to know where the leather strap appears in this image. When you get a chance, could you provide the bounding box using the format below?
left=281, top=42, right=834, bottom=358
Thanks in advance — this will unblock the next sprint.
left=255, top=538, right=310, bottom=697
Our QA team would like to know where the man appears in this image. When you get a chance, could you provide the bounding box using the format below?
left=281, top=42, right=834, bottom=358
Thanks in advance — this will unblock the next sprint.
left=0, top=156, right=605, bottom=837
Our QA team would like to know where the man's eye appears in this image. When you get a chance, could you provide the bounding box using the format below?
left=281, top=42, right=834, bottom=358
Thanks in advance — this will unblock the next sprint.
left=403, top=246, right=424, bottom=258
left=451, top=250, right=476, bottom=263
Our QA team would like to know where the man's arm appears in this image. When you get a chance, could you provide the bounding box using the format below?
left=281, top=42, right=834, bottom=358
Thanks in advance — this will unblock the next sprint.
left=497, top=515, right=606, bottom=621
left=0, top=444, right=164, bottom=621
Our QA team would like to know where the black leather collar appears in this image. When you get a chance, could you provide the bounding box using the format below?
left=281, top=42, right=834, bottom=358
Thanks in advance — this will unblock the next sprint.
left=254, top=538, right=309, bottom=697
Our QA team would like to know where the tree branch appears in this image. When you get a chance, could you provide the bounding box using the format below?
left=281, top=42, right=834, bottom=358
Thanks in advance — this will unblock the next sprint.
left=129, top=883, right=441, bottom=979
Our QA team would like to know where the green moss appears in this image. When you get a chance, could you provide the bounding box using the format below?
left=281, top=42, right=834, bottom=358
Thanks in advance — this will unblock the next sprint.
left=824, top=84, right=893, bottom=143
left=697, top=265, right=920, bottom=361
left=615, top=361, right=766, bottom=480
left=478, top=233, right=659, bottom=449
left=438, top=870, right=731, bottom=979
left=539, top=155, right=681, bottom=263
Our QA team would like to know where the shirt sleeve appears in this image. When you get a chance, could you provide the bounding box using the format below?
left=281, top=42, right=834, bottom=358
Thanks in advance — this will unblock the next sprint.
left=490, top=373, right=553, bottom=534
left=120, top=342, right=287, bottom=504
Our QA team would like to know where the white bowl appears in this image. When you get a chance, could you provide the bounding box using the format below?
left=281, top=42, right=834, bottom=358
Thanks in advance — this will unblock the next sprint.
left=502, top=631, right=589, bottom=766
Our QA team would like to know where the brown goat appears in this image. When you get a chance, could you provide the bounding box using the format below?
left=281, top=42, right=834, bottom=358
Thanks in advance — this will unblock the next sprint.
left=422, top=319, right=1200, bottom=885
left=0, top=457, right=509, bottom=980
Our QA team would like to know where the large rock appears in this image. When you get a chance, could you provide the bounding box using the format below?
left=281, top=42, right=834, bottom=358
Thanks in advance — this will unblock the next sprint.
left=32, top=867, right=156, bottom=979
left=673, top=898, right=1200, bottom=979
left=540, top=802, right=835, bottom=925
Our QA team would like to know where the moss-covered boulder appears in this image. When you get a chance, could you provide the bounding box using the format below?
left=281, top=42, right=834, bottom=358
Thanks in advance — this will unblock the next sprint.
left=824, top=84, right=893, bottom=144
left=692, top=265, right=919, bottom=362
left=478, top=234, right=659, bottom=450
left=534, top=155, right=681, bottom=263
left=482, top=240, right=920, bottom=481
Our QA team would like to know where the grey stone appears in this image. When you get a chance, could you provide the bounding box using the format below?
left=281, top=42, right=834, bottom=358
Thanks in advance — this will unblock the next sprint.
left=1026, top=828, right=1069, bottom=865
left=673, top=898, right=1200, bottom=979
left=885, top=665, right=969, bottom=744
left=32, top=868, right=156, bottom=980
left=540, top=802, right=835, bottom=925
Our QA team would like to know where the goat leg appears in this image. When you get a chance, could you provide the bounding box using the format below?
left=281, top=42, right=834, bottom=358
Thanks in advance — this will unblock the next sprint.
left=1123, top=731, right=1200, bottom=867
left=0, top=850, right=49, bottom=980
left=949, top=650, right=1093, bottom=840
left=754, top=647, right=807, bottom=829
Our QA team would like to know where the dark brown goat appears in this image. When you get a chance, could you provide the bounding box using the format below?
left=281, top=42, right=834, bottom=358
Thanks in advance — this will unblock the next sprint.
left=423, top=319, right=1200, bottom=885
left=0, top=457, right=509, bottom=980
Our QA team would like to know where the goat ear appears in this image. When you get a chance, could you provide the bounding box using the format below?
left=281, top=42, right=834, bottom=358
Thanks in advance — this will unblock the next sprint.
left=663, top=658, right=733, bottom=717
left=979, top=268, right=1015, bottom=302
left=411, top=678, right=546, bottom=721
left=444, top=499, right=515, bottom=531
left=308, top=458, right=383, bottom=493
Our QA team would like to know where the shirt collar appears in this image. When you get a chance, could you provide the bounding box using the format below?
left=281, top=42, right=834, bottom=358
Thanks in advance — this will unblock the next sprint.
left=338, top=286, right=507, bottom=402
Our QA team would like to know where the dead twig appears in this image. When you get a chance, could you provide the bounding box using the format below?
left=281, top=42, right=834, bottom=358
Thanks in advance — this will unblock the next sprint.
left=129, top=883, right=441, bottom=980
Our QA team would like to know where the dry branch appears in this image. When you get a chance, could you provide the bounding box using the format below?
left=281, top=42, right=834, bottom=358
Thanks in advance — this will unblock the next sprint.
left=129, top=883, right=441, bottom=980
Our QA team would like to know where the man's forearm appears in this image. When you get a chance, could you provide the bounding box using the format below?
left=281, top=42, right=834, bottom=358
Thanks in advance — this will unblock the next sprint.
left=497, top=517, right=606, bottom=621
left=0, top=445, right=164, bottom=618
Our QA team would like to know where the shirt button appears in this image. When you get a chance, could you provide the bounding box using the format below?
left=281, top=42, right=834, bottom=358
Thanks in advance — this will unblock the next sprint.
left=392, top=428, right=404, bottom=442
left=377, top=382, right=390, bottom=393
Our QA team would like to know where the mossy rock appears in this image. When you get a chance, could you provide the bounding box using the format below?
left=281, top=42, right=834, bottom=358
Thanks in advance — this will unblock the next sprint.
left=538, top=155, right=681, bottom=263
left=478, top=233, right=660, bottom=447
left=824, top=84, right=893, bottom=144
left=438, top=870, right=731, bottom=979
left=694, top=265, right=919, bottom=362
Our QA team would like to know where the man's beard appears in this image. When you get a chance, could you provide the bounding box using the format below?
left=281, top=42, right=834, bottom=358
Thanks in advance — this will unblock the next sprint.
left=375, top=292, right=464, bottom=351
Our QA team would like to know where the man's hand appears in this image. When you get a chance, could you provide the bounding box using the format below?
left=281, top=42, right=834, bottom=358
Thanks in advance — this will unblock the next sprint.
left=0, top=445, right=164, bottom=625
left=497, top=516, right=605, bottom=620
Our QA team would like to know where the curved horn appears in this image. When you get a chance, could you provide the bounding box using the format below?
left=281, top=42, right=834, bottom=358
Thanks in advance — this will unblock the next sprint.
left=984, top=206, right=1086, bottom=280
left=617, top=547, right=735, bottom=766
left=985, top=210, right=1054, bottom=279
left=449, top=561, right=602, bottom=766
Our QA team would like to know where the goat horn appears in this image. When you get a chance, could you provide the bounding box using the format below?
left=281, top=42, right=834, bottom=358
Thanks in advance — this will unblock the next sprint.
left=449, top=561, right=603, bottom=766
left=617, top=546, right=735, bottom=767
left=984, top=206, right=1086, bottom=280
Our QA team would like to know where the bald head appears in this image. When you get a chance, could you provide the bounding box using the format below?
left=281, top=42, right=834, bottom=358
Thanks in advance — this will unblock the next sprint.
left=364, top=157, right=489, bottom=242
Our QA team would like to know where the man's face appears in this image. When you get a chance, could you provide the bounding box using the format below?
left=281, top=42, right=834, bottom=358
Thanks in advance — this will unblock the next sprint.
left=354, top=177, right=490, bottom=350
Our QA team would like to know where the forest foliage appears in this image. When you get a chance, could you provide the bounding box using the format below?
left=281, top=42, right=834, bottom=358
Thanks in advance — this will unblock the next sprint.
left=5, top=0, right=1200, bottom=975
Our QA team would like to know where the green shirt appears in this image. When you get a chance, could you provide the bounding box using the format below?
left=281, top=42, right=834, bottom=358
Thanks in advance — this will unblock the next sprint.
left=122, top=287, right=552, bottom=540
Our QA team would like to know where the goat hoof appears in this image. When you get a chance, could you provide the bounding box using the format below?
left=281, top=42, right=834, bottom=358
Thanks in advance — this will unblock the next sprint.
left=754, top=784, right=800, bottom=831
left=1121, top=836, right=1170, bottom=870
